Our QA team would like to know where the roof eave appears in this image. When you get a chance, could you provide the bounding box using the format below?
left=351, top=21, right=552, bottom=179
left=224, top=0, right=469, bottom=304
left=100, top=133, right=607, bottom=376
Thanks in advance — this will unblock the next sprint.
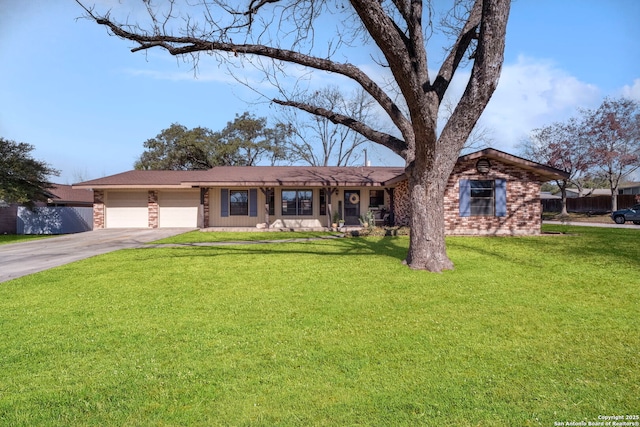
left=461, top=148, right=569, bottom=181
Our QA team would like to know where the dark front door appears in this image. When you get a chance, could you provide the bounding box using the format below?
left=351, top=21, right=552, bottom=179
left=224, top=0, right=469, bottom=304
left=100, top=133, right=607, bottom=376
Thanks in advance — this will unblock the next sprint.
left=344, top=190, right=361, bottom=225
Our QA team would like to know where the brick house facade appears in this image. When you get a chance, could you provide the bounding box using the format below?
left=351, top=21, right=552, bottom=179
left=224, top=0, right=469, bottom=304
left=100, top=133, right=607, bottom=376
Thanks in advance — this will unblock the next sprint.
left=392, top=152, right=548, bottom=235
left=75, top=149, right=567, bottom=235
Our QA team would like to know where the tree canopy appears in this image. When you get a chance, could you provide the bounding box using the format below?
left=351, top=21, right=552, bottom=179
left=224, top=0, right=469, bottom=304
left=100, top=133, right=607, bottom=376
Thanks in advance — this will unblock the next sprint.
left=78, top=0, right=511, bottom=271
left=522, top=97, right=640, bottom=212
left=135, top=113, right=291, bottom=170
left=0, top=137, right=59, bottom=208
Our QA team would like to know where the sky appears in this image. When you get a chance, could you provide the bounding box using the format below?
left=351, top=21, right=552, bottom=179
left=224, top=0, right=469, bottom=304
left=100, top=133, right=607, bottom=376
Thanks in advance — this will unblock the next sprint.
left=1, top=0, right=639, bottom=184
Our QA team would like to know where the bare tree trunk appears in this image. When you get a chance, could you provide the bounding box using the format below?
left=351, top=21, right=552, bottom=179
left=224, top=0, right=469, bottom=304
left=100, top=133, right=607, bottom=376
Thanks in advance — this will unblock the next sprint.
left=404, top=149, right=456, bottom=271
left=559, top=182, right=568, bottom=216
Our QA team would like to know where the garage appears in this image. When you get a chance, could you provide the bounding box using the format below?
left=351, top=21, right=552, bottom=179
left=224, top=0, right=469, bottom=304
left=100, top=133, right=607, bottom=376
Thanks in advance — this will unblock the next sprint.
left=105, top=191, right=148, bottom=228
left=159, top=190, right=200, bottom=228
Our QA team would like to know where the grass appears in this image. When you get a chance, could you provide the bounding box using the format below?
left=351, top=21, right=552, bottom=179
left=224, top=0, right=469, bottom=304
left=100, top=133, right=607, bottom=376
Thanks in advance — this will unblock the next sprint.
left=151, top=230, right=340, bottom=244
left=0, top=234, right=54, bottom=245
left=0, top=225, right=638, bottom=426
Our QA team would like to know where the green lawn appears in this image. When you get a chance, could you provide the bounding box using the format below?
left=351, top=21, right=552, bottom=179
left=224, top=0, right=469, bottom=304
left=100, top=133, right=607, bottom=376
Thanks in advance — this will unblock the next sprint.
left=1, top=225, right=638, bottom=426
left=151, top=230, right=340, bottom=244
left=0, top=234, right=54, bottom=245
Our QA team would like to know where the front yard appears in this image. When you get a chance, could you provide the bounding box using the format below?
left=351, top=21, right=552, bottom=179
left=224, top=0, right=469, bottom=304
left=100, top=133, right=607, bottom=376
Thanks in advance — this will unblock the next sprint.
left=0, top=225, right=638, bottom=426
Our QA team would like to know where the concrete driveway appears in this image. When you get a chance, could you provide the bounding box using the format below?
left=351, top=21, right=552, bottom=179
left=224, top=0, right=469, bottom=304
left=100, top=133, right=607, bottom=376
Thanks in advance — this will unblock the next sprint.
left=0, top=228, right=192, bottom=283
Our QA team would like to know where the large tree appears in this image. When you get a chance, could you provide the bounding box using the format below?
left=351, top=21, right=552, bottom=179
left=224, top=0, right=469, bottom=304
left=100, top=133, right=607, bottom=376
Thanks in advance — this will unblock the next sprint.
left=78, top=0, right=511, bottom=271
left=0, top=137, right=59, bottom=208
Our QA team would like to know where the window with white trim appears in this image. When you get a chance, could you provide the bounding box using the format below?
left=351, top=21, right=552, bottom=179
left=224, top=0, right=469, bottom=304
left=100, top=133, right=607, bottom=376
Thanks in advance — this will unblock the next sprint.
left=459, top=179, right=507, bottom=217
left=470, top=180, right=494, bottom=216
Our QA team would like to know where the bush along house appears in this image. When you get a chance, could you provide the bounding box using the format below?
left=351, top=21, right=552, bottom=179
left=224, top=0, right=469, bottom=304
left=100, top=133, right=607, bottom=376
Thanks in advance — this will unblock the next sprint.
left=73, top=148, right=568, bottom=235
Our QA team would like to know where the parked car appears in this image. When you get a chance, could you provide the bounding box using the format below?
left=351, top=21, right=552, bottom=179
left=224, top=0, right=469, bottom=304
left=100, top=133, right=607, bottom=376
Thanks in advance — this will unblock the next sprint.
left=611, top=204, right=640, bottom=225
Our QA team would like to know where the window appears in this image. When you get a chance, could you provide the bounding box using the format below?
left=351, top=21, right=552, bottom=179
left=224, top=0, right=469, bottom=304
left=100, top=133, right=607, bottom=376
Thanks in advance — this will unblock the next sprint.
left=459, top=179, right=506, bottom=217
left=470, top=180, right=494, bottom=216
left=229, top=190, right=249, bottom=216
left=369, top=190, right=385, bottom=207
left=282, top=190, right=313, bottom=216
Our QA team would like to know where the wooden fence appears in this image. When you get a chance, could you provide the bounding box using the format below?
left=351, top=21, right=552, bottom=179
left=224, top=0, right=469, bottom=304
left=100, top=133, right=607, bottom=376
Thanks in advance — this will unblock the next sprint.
left=542, top=195, right=637, bottom=213
left=17, top=207, right=93, bottom=234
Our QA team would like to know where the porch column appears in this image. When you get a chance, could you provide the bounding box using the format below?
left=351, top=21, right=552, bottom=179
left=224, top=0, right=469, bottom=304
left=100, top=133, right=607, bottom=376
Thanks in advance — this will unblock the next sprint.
left=260, top=187, right=273, bottom=229
left=385, top=187, right=395, bottom=226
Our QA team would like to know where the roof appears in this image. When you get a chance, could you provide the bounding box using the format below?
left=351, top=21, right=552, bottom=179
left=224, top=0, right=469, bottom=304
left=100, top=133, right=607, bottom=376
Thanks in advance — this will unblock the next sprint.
left=46, top=184, right=94, bottom=203
left=73, top=148, right=568, bottom=189
left=184, top=166, right=405, bottom=187
left=73, top=170, right=211, bottom=189
left=74, top=167, right=406, bottom=189
left=457, top=148, right=570, bottom=181
left=619, top=182, right=640, bottom=189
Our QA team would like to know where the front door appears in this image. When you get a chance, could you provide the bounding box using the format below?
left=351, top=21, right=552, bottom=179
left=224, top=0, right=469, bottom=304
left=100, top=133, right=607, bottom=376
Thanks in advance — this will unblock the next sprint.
left=344, top=190, right=361, bottom=225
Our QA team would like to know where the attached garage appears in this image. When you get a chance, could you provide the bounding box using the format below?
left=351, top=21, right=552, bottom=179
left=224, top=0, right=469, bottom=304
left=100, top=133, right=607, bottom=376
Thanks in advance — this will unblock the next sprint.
left=159, top=190, right=199, bottom=228
left=105, top=191, right=148, bottom=228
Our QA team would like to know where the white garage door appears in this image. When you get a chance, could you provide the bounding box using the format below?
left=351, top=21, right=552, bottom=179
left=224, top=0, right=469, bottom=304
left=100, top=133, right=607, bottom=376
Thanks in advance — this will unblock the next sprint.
left=159, top=190, right=199, bottom=228
left=105, top=191, right=148, bottom=228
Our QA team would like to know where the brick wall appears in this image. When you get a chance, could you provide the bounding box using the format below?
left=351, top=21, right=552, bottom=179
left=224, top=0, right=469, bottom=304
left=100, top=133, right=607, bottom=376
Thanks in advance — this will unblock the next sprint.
left=148, top=191, right=159, bottom=228
left=203, top=188, right=210, bottom=228
left=393, top=158, right=543, bottom=235
left=93, top=190, right=105, bottom=229
left=393, top=180, right=410, bottom=226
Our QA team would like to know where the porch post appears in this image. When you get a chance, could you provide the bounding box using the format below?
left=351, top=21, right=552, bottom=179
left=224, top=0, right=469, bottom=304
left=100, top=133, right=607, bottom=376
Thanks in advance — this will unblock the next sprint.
left=198, top=187, right=205, bottom=228
left=385, top=187, right=395, bottom=226
left=260, top=187, right=272, bottom=229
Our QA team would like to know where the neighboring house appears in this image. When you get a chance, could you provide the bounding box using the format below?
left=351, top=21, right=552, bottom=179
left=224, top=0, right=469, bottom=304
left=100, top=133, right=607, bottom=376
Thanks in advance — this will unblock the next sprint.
left=45, top=184, right=94, bottom=207
left=553, top=188, right=612, bottom=198
left=0, top=185, right=94, bottom=234
left=618, top=182, right=640, bottom=196
left=73, top=148, right=567, bottom=235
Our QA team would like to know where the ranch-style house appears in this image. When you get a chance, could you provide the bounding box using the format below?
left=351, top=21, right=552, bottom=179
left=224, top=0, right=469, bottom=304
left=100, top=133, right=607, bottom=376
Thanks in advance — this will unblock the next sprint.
left=73, top=148, right=568, bottom=235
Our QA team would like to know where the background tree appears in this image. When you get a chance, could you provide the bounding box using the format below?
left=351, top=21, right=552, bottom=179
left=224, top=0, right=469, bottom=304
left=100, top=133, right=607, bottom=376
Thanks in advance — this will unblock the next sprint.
left=135, top=114, right=291, bottom=170
left=135, top=123, right=220, bottom=170
left=217, top=112, right=292, bottom=166
left=0, top=137, right=59, bottom=208
left=583, top=97, right=640, bottom=211
left=78, top=0, right=511, bottom=272
left=520, top=118, right=592, bottom=216
left=276, top=86, right=376, bottom=166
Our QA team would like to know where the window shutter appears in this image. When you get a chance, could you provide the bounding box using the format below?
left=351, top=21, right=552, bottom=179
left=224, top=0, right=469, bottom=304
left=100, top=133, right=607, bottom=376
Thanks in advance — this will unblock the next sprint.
left=220, top=189, right=229, bottom=217
left=459, top=180, right=471, bottom=217
left=495, top=179, right=507, bottom=217
left=249, top=189, right=258, bottom=217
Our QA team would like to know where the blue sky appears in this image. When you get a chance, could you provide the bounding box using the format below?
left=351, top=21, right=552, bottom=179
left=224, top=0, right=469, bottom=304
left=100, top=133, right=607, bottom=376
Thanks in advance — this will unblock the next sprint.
left=1, top=0, right=639, bottom=184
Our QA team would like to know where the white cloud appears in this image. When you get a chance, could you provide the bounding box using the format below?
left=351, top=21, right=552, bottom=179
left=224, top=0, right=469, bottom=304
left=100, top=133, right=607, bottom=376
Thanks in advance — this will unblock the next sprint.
left=478, top=55, right=601, bottom=152
left=621, top=79, right=640, bottom=101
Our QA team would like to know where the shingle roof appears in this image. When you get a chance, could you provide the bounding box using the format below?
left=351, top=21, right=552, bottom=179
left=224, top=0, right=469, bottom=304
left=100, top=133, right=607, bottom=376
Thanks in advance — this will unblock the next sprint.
left=184, top=166, right=406, bottom=187
left=46, top=184, right=94, bottom=203
left=72, top=148, right=569, bottom=190
left=74, top=167, right=406, bottom=189
left=457, top=148, right=570, bottom=181
left=74, top=170, right=212, bottom=188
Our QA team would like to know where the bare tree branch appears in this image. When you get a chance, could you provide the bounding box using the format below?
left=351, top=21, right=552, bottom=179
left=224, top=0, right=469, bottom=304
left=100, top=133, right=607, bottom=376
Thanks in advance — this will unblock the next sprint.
left=272, top=98, right=406, bottom=156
